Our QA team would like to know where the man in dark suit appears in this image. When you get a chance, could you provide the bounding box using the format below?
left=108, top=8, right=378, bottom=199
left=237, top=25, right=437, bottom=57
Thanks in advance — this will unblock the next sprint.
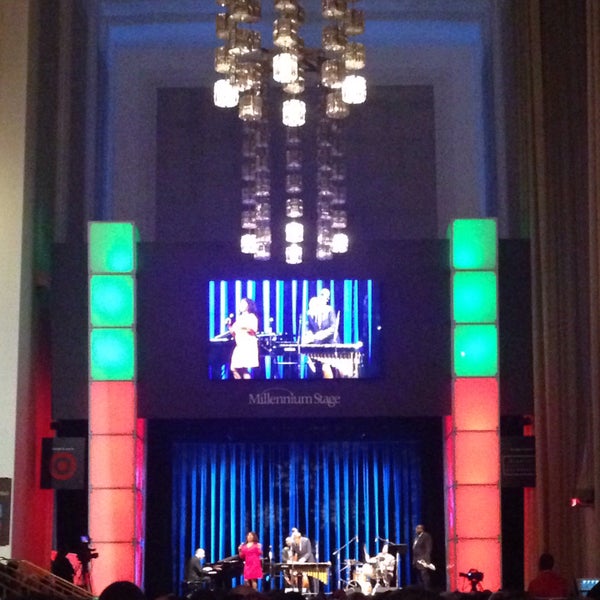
left=185, top=547, right=206, bottom=581
left=184, top=548, right=207, bottom=595
left=303, top=288, right=340, bottom=378
left=412, top=524, right=434, bottom=589
left=291, top=528, right=318, bottom=592
left=291, top=528, right=315, bottom=562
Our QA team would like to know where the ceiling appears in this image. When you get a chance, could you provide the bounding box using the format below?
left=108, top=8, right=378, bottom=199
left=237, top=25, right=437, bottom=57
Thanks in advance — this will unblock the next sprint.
left=78, top=0, right=509, bottom=240
left=93, top=0, right=496, bottom=86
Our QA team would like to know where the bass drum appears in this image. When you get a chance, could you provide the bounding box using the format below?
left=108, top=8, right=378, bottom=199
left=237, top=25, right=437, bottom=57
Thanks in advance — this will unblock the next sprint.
left=355, top=565, right=374, bottom=595
left=359, top=563, right=375, bottom=580
left=347, top=579, right=372, bottom=595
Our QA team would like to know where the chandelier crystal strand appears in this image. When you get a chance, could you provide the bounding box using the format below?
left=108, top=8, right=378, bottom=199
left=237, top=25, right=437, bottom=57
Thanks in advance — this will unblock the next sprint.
left=285, top=127, right=304, bottom=264
left=242, top=102, right=271, bottom=258
left=330, top=108, right=349, bottom=253
left=252, top=108, right=271, bottom=260
left=240, top=121, right=258, bottom=254
left=319, top=0, right=350, bottom=258
left=341, top=0, right=366, bottom=106
left=330, top=112, right=348, bottom=253
left=274, top=0, right=305, bottom=129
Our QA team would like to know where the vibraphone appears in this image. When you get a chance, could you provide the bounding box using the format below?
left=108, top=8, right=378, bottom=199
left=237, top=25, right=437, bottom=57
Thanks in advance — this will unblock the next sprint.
left=298, top=342, right=364, bottom=378
left=273, top=562, right=332, bottom=585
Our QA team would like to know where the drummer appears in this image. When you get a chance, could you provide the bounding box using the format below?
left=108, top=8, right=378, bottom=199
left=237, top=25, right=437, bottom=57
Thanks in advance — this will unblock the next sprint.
left=365, top=544, right=395, bottom=588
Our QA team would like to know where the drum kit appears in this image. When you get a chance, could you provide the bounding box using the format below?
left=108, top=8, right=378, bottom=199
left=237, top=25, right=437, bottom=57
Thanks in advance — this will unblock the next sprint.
left=341, top=557, right=394, bottom=595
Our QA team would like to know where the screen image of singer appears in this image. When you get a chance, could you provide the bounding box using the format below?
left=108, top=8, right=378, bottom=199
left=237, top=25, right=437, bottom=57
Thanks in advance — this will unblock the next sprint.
left=208, top=278, right=380, bottom=380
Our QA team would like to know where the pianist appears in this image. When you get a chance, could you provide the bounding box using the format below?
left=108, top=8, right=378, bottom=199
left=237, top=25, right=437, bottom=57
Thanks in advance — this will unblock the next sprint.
left=184, top=548, right=207, bottom=593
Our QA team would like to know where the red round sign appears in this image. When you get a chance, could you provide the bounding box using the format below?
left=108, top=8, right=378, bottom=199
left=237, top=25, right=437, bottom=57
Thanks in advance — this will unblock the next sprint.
left=50, top=451, right=77, bottom=480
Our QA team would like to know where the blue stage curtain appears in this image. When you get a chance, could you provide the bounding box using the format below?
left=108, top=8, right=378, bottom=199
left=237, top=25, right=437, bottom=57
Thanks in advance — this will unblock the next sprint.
left=172, top=439, right=422, bottom=591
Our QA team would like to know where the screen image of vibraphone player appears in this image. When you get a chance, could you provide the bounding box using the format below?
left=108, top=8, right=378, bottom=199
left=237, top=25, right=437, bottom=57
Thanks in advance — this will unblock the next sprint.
left=302, top=288, right=362, bottom=378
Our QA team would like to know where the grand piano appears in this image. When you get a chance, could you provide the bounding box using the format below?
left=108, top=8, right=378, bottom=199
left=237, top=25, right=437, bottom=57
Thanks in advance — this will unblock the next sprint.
left=185, top=555, right=243, bottom=594
left=185, top=558, right=331, bottom=596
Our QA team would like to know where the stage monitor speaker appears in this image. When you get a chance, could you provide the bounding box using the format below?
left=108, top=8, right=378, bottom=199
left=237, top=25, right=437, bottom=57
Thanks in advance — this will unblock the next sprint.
left=41, top=437, right=86, bottom=489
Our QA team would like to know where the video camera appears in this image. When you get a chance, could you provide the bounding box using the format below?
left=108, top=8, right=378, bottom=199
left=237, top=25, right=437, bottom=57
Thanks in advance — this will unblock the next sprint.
left=76, top=535, right=99, bottom=565
left=459, top=569, right=484, bottom=591
left=459, top=569, right=484, bottom=583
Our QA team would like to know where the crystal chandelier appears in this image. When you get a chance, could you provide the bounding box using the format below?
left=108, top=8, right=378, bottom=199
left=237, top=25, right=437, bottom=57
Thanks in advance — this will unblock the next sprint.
left=214, top=0, right=366, bottom=263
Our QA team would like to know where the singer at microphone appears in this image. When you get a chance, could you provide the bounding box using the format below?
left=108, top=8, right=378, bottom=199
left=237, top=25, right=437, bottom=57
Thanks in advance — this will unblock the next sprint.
left=228, top=298, right=259, bottom=380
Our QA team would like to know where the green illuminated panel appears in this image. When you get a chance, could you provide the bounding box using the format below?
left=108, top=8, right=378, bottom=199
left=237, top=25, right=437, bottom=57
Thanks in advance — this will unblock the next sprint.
left=451, top=219, right=497, bottom=270
left=453, top=324, right=498, bottom=376
left=90, top=328, right=135, bottom=380
left=452, top=271, right=497, bottom=323
left=90, top=275, right=135, bottom=327
left=89, top=222, right=136, bottom=273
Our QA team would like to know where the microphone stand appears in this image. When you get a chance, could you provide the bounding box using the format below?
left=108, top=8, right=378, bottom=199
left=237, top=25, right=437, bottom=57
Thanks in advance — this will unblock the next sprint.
left=332, top=536, right=358, bottom=589
left=297, top=314, right=303, bottom=378
left=384, top=538, right=401, bottom=590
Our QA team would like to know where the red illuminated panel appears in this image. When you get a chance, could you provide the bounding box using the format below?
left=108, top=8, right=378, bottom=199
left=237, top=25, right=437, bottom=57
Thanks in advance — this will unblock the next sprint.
left=455, top=485, right=501, bottom=538
left=89, top=488, right=136, bottom=542
left=452, top=538, right=501, bottom=592
left=135, top=489, right=145, bottom=584
left=90, top=381, right=136, bottom=434
left=89, top=436, right=136, bottom=488
left=444, top=415, right=455, bottom=489
left=444, top=415, right=456, bottom=547
left=523, top=485, right=537, bottom=584
left=135, top=541, right=144, bottom=592
left=136, top=489, right=145, bottom=540
left=444, top=415, right=453, bottom=438
left=446, top=537, right=457, bottom=592
left=454, top=432, right=500, bottom=484
left=136, top=418, right=146, bottom=440
left=90, top=542, right=136, bottom=596
left=135, top=419, right=146, bottom=491
left=453, top=378, right=499, bottom=431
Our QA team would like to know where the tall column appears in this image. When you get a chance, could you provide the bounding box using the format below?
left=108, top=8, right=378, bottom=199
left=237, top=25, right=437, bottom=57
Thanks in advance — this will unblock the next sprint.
left=88, top=222, right=145, bottom=594
left=446, top=219, right=501, bottom=591
left=0, top=2, right=54, bottom=562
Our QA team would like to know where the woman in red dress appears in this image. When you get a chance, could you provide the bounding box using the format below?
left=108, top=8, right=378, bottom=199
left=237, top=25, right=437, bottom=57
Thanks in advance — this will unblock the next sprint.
left=238, top=531, right=263, bottom=588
